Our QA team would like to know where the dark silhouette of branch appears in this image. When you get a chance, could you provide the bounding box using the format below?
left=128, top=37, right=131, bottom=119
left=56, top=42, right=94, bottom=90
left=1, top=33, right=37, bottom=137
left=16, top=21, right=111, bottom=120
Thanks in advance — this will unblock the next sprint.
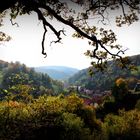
left=35, top=3, right=125, bottom=63
left=42, top=23, right=47, bottom=57
left=35, top=8, right=65, bottom=56
left=10, top=18, right=19, bottom=27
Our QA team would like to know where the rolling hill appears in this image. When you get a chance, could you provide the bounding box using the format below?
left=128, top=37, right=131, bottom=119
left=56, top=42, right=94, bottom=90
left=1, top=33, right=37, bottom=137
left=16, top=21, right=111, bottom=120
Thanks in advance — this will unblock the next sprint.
left=68, top=54, right=140, bottom=91
left=0, top=60, right=64, bottom=96
left=35, top=66, right=79, bottom=80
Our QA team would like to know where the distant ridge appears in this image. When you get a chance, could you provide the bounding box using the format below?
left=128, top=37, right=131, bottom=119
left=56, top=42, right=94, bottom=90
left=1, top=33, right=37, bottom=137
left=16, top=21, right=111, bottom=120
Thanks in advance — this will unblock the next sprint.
left=34, top=66, right=79, bottom=81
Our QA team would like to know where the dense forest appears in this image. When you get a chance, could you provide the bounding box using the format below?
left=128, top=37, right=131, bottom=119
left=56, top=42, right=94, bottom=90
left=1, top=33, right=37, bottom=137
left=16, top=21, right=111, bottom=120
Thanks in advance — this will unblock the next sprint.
left=68, top=54, right=140, bottom=91
left=0, top=60, right=63, bottom=100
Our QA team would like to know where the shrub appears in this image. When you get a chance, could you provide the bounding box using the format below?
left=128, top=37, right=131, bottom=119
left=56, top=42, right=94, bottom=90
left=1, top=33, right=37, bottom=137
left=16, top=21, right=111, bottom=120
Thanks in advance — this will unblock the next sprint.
left=135, top=99, right=140, bottom=110
left=104, top=109, right=140, bottom=139
left=0, top=94, right=104, bottom=140
left=112, top=77, right=128, bottom=101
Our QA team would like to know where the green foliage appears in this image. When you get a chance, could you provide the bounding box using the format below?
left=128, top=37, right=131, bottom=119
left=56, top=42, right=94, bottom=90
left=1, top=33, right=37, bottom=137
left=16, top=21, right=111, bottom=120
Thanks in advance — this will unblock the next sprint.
left=65, top=93, right=84, bottom=113
left=0, top=60, right=140, bottom=140
left=104, top=109, right=140, bottom=139
left=59, top=112, right=90, bottom=140
left=131, top=66, right=140, bottom=76
left=104, top=113, right=127, bottom=139
left=0, top=89, right=140, bottom=139
left=68, top=54, right=140, bottom=91
left=0, top=94, right=105, bottom=140
left=112, top=77, right=128, bottom=101
left=8, top=84, right=34, bottom=102
left=0, top=60, right=63, bottom=98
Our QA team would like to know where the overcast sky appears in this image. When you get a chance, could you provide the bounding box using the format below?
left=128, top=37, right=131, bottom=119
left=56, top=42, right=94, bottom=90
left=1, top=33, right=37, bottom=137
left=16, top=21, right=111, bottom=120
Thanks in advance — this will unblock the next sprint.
left=0, top=11, right=140, bottom=70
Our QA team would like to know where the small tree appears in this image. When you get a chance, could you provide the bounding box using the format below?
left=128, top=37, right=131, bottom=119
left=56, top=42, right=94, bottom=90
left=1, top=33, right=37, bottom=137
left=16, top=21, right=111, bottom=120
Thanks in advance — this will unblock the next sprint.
left=112, top=77, right=128, bottom=101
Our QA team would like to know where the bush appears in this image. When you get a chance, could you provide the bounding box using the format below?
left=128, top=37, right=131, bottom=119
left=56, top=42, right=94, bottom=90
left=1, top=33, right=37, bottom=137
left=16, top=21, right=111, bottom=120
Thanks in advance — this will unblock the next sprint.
left=104, top=109, right=140, bottom=139
left=58, top=112, right=90, bottom=140
left=112, top=78, right=128, bottom=101
left=0, top=94, right=105, bottom=140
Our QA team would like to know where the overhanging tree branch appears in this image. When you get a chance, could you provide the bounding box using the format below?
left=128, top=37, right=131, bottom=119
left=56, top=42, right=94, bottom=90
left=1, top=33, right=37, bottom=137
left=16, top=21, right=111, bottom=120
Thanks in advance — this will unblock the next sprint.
left=0, top=0, right=140, bottom=70
left=35, top=3, right=125, bottom=63
left=34, top=8, right=64, bottom=56
left=42, top=23, right=47, bottom=57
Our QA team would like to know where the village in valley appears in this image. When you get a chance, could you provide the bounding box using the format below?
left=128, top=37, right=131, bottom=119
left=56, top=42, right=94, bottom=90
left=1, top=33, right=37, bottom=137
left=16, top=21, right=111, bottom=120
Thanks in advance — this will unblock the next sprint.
left=66, top=82, right=140, bottom=107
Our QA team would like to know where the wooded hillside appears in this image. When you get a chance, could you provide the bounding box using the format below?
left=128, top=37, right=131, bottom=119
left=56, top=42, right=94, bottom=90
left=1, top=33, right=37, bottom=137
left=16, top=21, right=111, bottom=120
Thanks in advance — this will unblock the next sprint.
left=68, top=54, right=140, bottom=91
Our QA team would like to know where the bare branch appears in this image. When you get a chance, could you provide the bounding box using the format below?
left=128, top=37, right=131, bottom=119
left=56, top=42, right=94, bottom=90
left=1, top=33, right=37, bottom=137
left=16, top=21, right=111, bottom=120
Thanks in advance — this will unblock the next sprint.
left=34, top=8, right=65, bottom=56
left=42, top=23, right=47, bottom=57
left=10, top=18, right=19, bottom=27
left=50, top=29, right=66, bottom=45
left=120, top=0, right=126, bottom=17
